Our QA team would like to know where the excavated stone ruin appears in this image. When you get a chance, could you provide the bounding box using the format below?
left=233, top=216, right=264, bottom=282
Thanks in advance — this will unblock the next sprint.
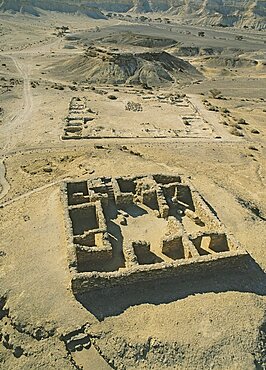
left=61, top=174, right=247, bottom=294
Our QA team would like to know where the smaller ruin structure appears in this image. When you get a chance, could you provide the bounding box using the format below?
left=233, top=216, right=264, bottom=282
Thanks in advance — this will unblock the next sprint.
left=63, top=96, right=97, bottom=139
left=62, top=174, right=247, bottom=294
left=62, top=94, right=215, bottom=140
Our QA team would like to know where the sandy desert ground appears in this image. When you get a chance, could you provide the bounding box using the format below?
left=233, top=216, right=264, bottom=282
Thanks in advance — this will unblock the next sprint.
left=0, top=8, right=265, bottom=370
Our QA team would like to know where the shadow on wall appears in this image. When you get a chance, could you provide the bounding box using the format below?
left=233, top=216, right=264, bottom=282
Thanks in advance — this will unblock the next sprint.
left=76, top=255, right=266, bottom=321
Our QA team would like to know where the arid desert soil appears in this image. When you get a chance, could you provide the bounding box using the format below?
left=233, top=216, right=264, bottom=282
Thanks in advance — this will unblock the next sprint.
left=0, top=9, right=265, bottom=370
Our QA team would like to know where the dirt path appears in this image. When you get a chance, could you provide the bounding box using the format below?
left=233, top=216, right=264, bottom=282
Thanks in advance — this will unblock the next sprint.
left=0, top=54, right=33, bottom=198
left=12, top=55, right=33, bottom=120
left=0, top=176, right=71, bottom=207
left=0, top=39, right=65, bottom=153
left=2, top=55, right=33, bottom=152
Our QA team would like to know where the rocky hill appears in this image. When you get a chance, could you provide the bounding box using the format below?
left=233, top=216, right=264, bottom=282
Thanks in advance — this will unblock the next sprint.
left=0, top=0, right=265, bottom=28
left=47, top=47, right=203, bottom=86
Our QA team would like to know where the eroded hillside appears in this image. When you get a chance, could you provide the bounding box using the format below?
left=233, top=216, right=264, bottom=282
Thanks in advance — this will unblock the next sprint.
left=0, top=0, right=265, bottom=28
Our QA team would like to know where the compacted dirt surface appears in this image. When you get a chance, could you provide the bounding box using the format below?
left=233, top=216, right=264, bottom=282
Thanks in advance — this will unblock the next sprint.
left=0, top=7, right=265, bottom=370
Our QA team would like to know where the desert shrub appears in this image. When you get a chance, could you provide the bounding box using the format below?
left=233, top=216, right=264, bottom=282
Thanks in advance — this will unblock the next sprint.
left=221, top=107, right=230, bottom=113
left=209, top=89, right=221, bottom=98
left=208, top=105, right=219, bottom=112
left=248, top=146, right=258, bottom=151
left=125, top=101, right=143, bottom=112
left=230, top=127, right=244, bottom=137
left=238, top=118, right=248, bottom=125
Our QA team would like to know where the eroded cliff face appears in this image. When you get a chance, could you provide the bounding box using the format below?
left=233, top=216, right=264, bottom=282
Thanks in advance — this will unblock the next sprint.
left=132, top=0, right=266, bottom=28
left=95, top=0, right=266, bottom=28
left=178, top=0, right=266, bottom=28
left=0, top=0, right=107, bottom=18
left=0, top=0, right=265, bottom=28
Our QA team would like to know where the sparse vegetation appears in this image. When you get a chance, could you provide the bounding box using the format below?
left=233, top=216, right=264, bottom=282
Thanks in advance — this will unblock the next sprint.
left=198, top=31, right=205, bottom=37
left=248, top=145, right=259, bottom=151
left=108, top=95, right=117, bottom=100
left=125, top=101, right=143, bottom=112
left=208, top=105, right=219, bottom=112
left=238, top=118, right=248, bottom=125
left=221, top=107, right=230, bottom=113
left=230, top=127, right=244, bottom=136
left=209, top=89, right=222, bottom=99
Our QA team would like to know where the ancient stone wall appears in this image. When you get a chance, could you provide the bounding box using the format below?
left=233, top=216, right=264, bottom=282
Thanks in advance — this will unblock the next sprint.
left=72, top=252, right=250, bottom=294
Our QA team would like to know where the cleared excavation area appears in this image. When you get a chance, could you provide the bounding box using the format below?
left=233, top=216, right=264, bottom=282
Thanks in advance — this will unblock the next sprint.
left=62, top=91, right=226, bottom=140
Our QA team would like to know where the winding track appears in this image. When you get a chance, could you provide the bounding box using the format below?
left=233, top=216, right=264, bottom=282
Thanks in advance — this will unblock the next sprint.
left=0, top=53, right=33, bottom=198
left=3, top=55, right=33, bottom=152
left=0, top=38, right=63, bottom=155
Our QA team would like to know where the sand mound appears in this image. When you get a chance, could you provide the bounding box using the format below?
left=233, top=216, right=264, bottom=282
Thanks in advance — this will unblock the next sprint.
left=48, top=47, right=203, bottom=86
left=97, top=32, right=177, bottom=49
